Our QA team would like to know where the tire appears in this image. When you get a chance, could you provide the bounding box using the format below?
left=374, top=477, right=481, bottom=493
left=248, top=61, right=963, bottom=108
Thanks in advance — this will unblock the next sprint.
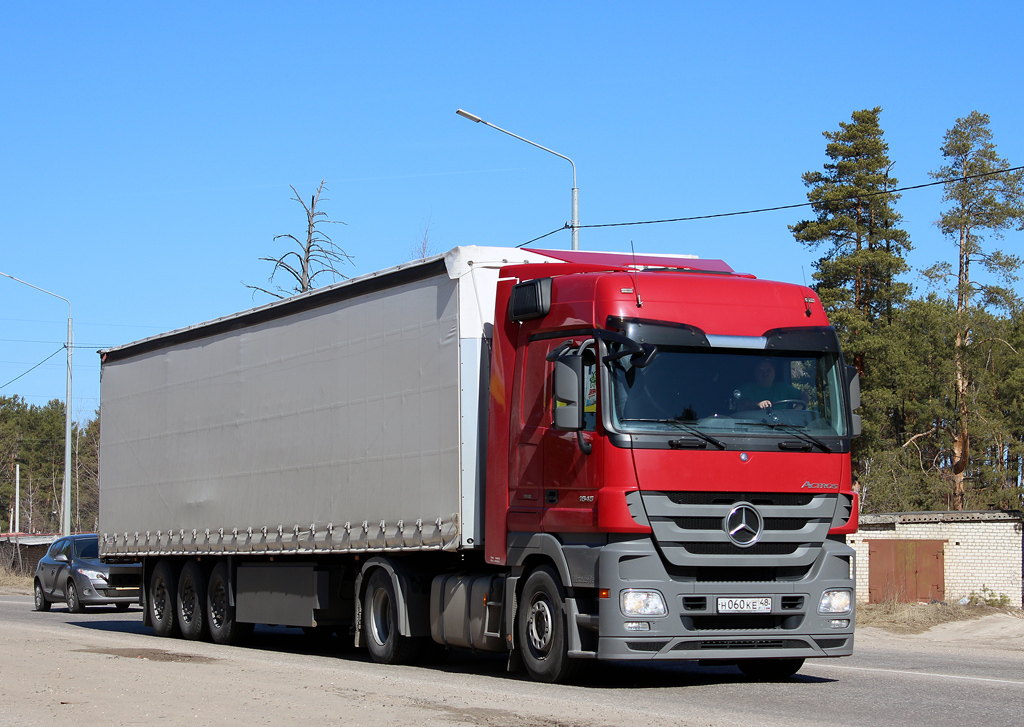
left=206, top=561, right=253, bottom=646
left=177, top=560, right=209, bottom=641
left=362, top=569, right=419, bottom=665
left=115, top=602, right=130, bottom=612
left=33, top=581, right=51, bottom=612
left=517, top=565, right=580, bottom=684
left=149, top=559, right=180, bottom=638
left=738, top=657, right=805, bottom=680
left=66, top=580, right=85, bottom=613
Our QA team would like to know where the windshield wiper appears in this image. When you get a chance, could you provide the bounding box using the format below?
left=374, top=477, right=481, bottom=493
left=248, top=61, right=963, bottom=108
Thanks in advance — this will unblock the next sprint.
left=619, top=418, right=727, bottom=450
left=736, top=418, right=833, bottom=453
left=765, top=422, right=832, bottom=453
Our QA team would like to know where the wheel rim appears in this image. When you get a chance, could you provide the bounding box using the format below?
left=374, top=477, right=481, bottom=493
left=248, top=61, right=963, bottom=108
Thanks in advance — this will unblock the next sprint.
left=210, top=580, right=228, bottom=629
left=35, top=583, right=44, bottom=608
left=180, top=578, right=196, bottom=625
left=152, top=579, right=168, bottom=621
left=369, top=587, right=392, bottom=646
left=526, top=595, right=554, bottom=656
left=67, top=583, right=77, bottom=610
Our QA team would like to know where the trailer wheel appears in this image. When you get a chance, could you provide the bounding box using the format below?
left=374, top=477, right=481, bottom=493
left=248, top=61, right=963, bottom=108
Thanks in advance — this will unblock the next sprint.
left=363, top=569, right=418, bottom=665
left=738, top=657, right=805, bottom=680
left=34, top=580, right=51, bottom=612
left=177, top=560, right=209, bottom=641
left=149, top=559, right=180, bottom=638
left=206, top=561, right=252, bottom=646
left=517, top=565, right=579, bottom=684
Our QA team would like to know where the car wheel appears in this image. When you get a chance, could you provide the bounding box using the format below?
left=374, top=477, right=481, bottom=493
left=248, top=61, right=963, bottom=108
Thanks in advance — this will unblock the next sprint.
left=517, top=565, right=579, bottom=684
left=115, top=602, right=130, bottom=612
left=363, top=569, right=419, bottom=664
left=738, top=657, right=805, bottom=680
left=206, top=561, right=252, bottom=646
left=177, top=560, right=209, bottom=641
left=149, top=559, right=180, bottom=638
left=66, top=580, right=85, bottom=613
left=34, top=581, right=51, bottom=612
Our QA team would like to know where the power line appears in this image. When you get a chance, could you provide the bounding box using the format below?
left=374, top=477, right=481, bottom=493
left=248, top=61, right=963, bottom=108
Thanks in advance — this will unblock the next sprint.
left=0, top=348, right=65, bottom=391
left=516, top=227, right=566, bottom=249
left=518, top=165, right=1024, bottom=243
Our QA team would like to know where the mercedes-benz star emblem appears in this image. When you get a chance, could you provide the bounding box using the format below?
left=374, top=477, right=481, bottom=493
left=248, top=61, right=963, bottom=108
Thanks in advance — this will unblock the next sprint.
left=725, top=503, right=763, bottom=547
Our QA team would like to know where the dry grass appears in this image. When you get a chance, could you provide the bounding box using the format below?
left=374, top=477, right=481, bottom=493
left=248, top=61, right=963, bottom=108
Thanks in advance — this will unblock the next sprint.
left=857, top=599, right=1023, bottom=634
left=0, top=569, right=33, bottom=591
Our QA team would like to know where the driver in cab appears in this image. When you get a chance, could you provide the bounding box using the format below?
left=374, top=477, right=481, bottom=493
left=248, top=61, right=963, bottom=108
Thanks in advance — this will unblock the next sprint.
left=735, top=357, right=807, bottom=411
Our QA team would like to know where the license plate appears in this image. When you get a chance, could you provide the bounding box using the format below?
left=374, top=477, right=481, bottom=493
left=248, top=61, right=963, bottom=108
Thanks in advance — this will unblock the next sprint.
left=717, top=597, right=772, bottom=613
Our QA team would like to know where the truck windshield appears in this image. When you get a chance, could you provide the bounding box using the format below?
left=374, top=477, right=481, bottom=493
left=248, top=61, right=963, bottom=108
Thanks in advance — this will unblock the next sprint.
left=607, top=345, right=848, bottom=438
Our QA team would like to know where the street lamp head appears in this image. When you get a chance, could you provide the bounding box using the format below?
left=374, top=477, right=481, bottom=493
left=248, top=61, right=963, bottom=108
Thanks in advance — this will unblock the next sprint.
left=455, top=109, right=482, bottom=123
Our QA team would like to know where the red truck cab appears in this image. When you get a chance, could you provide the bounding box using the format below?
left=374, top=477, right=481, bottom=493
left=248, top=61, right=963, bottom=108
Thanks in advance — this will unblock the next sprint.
left=485, top=251, right=858, bottom=682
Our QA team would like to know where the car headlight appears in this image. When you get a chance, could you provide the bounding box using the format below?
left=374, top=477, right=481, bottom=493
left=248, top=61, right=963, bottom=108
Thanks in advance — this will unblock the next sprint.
left=818, top=590, right=851, bottom=614
left=76, top=567, right=107, bottom=582
left=620, top=589, right=667, bottom=617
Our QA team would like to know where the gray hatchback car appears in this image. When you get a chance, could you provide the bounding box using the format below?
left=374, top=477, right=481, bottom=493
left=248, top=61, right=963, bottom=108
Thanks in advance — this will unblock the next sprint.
left=33, top=534, right=141, bottom=612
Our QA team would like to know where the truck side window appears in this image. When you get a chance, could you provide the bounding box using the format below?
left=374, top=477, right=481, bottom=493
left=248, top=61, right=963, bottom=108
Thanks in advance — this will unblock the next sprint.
left=582, top=361, right=597, bottom=431
left=522, top=341, right=553, bottom=429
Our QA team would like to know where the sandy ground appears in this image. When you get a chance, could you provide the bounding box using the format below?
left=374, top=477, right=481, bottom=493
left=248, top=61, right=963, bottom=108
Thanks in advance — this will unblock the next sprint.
left=2, top=584, right=1022, bottom=727
left=859, top=610, right=1024, bottom=652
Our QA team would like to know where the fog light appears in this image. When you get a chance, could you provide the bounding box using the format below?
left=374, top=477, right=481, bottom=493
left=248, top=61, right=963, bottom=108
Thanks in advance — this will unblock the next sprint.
left=829, top=619, right=850, bottom=629
left=818, top=590, right=852, bottom=614
left=624, top=621, right=651, bottom=631
left=620, top=590, right=667, bottom=617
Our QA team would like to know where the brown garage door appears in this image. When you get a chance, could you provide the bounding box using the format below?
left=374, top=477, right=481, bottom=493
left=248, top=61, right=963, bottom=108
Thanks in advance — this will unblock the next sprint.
left=868, top=540, right=945, bottom=603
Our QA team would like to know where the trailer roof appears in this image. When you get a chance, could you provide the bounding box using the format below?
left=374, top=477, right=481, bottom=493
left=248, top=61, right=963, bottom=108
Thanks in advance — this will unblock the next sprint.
left=99, top=245, right=726, bottom=363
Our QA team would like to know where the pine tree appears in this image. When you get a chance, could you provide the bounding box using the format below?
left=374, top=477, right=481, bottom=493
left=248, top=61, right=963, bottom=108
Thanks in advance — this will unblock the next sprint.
left=791, top=108, right=912, bottom=494
left=925, top=111, right=1024, bottom=510
left=791, top=107, right=912, bottom=354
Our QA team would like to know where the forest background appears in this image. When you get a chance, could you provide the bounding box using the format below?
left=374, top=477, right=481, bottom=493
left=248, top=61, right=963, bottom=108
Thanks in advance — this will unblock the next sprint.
left=2, top=108, right=1022, bottom=534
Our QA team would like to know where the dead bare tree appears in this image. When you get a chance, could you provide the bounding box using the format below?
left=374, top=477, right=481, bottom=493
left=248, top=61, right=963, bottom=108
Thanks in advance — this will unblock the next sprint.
left=410, top=220, right=434, bottom=261
left=245, top=181, right=353, bottom=299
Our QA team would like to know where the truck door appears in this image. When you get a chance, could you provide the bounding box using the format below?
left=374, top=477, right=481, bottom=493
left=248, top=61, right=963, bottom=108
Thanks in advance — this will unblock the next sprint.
left=509, top=338, right=596, bottom=534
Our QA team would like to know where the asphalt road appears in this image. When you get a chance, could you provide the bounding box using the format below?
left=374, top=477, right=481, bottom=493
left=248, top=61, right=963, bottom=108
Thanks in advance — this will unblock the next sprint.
left=1, top=592, right=1021, bottom=727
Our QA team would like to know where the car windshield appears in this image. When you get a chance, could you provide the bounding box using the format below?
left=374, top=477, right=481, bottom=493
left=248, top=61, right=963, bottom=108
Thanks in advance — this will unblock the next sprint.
left=608, top=345, right=847, bottom=437
left=74, top=538, right=99, bottom=559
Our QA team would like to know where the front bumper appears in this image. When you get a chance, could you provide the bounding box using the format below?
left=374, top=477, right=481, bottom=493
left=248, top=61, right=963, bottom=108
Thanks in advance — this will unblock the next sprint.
left=593, top=537, right=855, bottom=662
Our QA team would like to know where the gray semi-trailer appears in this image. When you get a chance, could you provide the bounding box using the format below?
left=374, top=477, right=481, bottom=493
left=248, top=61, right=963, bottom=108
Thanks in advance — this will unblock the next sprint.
left=99, top=245, right=859, bottom=683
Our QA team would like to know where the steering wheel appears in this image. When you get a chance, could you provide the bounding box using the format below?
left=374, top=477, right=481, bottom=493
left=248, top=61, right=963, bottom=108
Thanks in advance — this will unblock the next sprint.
left=771, top=399, right=806, bottom=410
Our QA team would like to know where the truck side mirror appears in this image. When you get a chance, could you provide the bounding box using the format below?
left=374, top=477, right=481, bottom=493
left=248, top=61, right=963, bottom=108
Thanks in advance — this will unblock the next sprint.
left=846, top=366, right=862, bottom=437
left=553, top=354, right=585, bottom=431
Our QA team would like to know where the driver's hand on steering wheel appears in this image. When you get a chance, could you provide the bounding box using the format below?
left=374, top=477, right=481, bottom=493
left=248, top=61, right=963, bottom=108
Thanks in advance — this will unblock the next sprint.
left=757, top=400, right=771, bottom=409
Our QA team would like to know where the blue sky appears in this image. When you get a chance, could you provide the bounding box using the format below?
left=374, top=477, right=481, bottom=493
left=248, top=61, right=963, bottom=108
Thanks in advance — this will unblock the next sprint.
left=1, top=1, right=1021, bottom=420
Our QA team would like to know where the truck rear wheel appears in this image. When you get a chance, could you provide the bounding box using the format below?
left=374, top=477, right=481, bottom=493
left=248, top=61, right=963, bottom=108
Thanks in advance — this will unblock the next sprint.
left=206, top=561, right=252, bottom=646
left=177, top=560, right=209, bottom=641
left=517, top=565, right=579, bottom=684
left=363, top=569, right=418, bottom=665
left=149, top=559, right=180, bottom=638
left=738, top=657, right=805, bottom=680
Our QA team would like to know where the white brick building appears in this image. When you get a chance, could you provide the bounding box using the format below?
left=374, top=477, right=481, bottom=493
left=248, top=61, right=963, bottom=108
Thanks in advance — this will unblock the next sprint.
left=846, top=511, right=1023, bottom=608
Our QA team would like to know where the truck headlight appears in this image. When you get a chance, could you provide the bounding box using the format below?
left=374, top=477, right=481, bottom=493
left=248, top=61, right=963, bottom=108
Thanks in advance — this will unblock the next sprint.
left=620, top=589, right=667, bottom=617
left=818, top=590, right=851, bottom=614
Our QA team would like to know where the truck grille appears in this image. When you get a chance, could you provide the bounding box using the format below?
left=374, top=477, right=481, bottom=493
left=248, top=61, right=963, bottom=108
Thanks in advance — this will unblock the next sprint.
left=642, top=490, right=839, bottom=569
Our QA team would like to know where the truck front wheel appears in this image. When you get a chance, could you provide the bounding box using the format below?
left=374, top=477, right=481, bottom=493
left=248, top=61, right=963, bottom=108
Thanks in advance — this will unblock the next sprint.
left=363, top=569, right=418, bottom=665
left=517, top=565, right=579, bottom=683
left=149, top=559, right=180, bottom=638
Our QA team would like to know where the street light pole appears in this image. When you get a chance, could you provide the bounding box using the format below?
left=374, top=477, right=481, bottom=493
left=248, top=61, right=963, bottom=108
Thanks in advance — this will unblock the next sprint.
left=0, top=271, right=73, bottom=536
left=456, top=109, right=580, bottom=250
